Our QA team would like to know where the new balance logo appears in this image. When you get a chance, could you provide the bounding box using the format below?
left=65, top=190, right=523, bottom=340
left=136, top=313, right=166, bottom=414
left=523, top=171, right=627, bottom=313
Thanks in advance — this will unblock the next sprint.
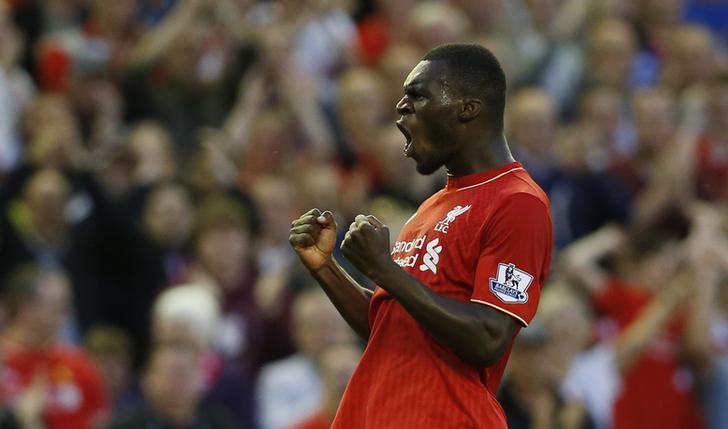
left=419, top=238, right=442, bottom=273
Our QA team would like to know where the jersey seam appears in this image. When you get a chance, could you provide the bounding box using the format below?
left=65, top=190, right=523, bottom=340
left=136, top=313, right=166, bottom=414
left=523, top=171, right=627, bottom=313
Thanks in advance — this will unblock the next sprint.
left=453, top=167, right=525, bottom=192
left=470, top=299, right=529, bottom=327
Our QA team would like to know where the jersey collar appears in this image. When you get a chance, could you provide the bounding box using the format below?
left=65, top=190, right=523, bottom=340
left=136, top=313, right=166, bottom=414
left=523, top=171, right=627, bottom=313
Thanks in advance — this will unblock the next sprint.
left=445, top=161, right=524, bottom=190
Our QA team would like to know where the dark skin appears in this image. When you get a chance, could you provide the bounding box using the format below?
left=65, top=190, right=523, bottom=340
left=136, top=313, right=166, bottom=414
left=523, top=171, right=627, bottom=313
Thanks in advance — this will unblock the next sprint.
left=289, top=60, right=518, bottom=366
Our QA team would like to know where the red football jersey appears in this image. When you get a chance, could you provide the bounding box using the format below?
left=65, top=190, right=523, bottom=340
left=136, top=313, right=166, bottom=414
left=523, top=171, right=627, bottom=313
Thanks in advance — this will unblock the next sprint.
left=0, top=343, right=108, bottom=429
left=333, top=162, right=553, bottom=428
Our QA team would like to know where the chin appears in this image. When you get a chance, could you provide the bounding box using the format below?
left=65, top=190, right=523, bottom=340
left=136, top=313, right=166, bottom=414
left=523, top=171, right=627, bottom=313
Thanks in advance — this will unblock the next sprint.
left=415, top=161, right=442, bottom=175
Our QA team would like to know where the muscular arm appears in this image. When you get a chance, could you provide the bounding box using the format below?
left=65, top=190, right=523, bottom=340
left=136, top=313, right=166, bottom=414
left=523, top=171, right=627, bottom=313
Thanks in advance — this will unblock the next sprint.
left=342, top=215, right=519, bottom=366
left=290, top=209, right=371, bottom=340
left=310, top=258, right=372, bottom=340
left=369, top=260, right=518, bottom=366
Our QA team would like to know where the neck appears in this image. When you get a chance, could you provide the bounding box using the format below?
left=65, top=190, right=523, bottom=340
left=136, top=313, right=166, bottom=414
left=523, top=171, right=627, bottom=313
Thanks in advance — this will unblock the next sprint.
left=446, top=132, right=514, bottom=176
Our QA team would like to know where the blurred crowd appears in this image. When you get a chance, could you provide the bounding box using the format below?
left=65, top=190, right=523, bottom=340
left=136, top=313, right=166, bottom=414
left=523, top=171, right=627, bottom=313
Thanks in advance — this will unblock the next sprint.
left=0, top=0, right=727, bottom=428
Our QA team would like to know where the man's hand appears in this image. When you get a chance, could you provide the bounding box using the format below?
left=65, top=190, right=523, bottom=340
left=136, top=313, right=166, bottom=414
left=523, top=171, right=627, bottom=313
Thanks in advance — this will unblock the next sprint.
left=341, top=215, right=394, bottom=282
left=289, top=208, right=337, bottom=271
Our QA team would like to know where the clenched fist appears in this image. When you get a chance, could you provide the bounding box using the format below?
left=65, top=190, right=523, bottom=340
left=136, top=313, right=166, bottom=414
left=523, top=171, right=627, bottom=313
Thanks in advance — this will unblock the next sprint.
left=289, top=208, right=338, bottom=271
left=341, top=214, right=393, bottom=281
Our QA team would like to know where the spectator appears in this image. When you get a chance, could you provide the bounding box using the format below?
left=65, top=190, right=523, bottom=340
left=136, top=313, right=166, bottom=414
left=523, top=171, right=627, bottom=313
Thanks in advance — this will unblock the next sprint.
left=635, top=0, right=684, bottom=61
left=122, top=0, right=257, bottom=150
left=546, top=123, right=631, bottom=247
left=498, top=316, right=595, bottom=429
left=18, top=94, right=84, bottom=173
left=538, top=285, right=614, bottom=429
left=0, top=168, right=105, bottom=335
left=354, top=0, right=419, bottom=65
left=585, top=18, right=639, bottom=94
left=507, top=87, right=559, bottom=189
left=682, top=204, right=728, bottom=429
left=557, top=254, right=705, bottom=429
left=577, top=85, right=634, bottom=159
left=0, top=265, right=108, bottom=429
left=289, top=0, right=357, bottom=90
left=106, top=282, right=249, bottom=429
left=189, top=195, right=287, bottom=372
left=84, top=326, right=138, bottom=414
left=128, top=121, right=177, bottom=187
left=660, top=24, right=718, bottom=135
left=609, top=87, right=679, bottom=196
left=689, top=73, right=728, bottom=202
left=377, top=43, right=423, bottom=117
left=106, top=343, right=237, bottom=429
left=292, top=342, right=363, bottom=429
left=335, top=66, right=389, bottom=180
left=0, top=2, right=35, bottom=175
left=506, top=0, right=585, bottom=113
left=561, top=212, right=706, bottom=429
left=256, top=287, right=355, bottom=429
left=407, top=1, right=470, bottom=52
left=249, top=177, right=301, bottom=327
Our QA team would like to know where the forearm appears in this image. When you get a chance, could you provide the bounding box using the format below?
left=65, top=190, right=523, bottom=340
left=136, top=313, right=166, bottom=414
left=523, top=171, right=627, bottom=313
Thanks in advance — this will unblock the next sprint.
left=372, top=262, right=513, bottom=366
left=311, top=258, right=372, bottom=340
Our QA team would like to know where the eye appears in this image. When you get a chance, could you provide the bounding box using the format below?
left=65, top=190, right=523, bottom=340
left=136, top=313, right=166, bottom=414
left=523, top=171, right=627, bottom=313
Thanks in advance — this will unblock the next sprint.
left=405, top=89, right=425, bottom=101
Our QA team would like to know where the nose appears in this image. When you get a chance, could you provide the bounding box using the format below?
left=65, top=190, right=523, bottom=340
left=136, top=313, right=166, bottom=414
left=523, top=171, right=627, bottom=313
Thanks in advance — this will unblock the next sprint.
left=396, top=96, right=412, bottom=116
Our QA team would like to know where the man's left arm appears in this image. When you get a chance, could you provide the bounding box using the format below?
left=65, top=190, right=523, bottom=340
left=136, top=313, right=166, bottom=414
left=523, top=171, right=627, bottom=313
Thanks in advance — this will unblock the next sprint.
left=367, top=259, right=519, bottom=366
left=341, top=194, right=552, bottom=367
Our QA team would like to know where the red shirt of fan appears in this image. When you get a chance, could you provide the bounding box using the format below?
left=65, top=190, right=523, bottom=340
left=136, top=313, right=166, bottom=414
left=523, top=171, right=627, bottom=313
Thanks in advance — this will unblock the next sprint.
left=332, top=162, right=553, bottom=428
left=0, top=343, right=108, bottom=429
left=593, top=279, right=705, bottom=429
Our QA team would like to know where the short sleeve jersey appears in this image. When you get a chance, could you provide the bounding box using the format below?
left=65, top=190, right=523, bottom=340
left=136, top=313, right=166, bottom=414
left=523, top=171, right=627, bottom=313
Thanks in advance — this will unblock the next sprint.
left=332, top=162, right=553, bottom=428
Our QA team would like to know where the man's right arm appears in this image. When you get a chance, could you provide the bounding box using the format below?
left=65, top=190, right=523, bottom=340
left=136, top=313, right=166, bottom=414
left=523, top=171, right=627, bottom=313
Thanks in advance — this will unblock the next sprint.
left=289, top=209, right=371, bottom=340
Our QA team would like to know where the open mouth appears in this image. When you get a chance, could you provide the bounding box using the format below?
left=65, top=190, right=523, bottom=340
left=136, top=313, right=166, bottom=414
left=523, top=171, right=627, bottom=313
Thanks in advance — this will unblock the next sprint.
left=396, top=120, right=413, bottom=157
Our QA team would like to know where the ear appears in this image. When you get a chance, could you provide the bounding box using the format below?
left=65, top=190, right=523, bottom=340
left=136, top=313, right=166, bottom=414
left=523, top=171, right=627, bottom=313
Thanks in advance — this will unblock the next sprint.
left=458, top=99, right=482, bottom=122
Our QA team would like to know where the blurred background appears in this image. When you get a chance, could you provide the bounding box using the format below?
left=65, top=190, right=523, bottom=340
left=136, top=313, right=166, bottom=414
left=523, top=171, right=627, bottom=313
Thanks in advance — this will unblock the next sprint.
left=0, top=0, right=727, bottom=428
